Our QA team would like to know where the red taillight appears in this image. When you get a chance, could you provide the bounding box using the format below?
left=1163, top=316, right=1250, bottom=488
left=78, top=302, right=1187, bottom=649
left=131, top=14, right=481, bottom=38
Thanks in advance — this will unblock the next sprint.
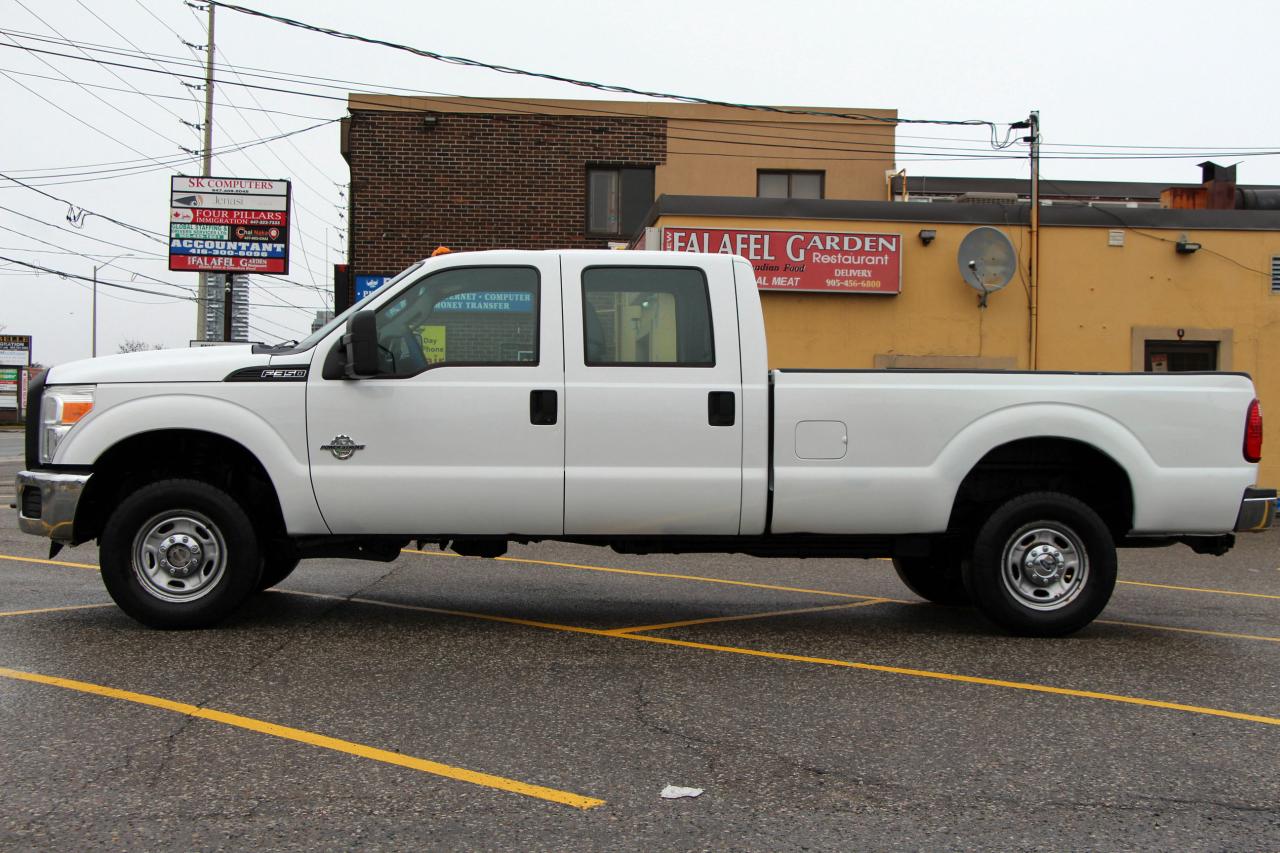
left=1244, top=398, right=1263, bottom=463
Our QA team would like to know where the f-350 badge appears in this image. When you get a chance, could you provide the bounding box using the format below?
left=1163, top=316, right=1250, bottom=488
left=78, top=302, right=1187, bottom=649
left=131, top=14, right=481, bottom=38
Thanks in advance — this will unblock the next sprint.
left=321, top=435, right=365, bottom=460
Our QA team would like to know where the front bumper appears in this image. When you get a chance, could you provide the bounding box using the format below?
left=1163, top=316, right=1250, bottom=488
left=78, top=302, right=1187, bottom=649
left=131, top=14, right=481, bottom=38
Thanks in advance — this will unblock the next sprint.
left=15, top=470, right=91, bottom=542
left=1234, top=487, right=1276, bottom=532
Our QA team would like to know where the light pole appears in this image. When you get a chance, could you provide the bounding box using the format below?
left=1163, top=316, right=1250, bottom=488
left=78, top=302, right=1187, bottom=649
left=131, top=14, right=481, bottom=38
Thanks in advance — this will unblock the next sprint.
left=92, top=253, right=138, bottom=358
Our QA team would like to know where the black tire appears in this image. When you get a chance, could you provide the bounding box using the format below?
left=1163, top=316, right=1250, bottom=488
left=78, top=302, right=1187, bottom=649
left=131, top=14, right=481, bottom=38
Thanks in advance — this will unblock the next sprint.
left=891, top=554, right=971, bottom=605
left=257, top=540, right=301, bottom=591
left=964, top=491, right=1116, bottom=637
left=99, top=478, right=262, bottom=629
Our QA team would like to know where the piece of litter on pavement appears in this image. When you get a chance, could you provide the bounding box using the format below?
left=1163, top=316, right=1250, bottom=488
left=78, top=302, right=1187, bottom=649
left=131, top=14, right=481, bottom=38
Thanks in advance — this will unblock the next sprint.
left=660, top=785, right=704, bottom=799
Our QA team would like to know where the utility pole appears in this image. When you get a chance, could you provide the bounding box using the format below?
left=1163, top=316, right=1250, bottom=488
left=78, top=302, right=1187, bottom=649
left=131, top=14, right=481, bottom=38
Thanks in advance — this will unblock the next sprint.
left=91, top=264, right=97, bottom=358
left=223, top=276, right=233, bottom=342
left=197, top=0, right=216, bottom=341
left=1027, top=111, right=1040, bottom=370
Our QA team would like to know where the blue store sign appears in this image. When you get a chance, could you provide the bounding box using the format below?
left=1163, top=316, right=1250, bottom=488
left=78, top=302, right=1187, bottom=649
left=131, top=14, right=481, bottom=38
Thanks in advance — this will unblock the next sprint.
left=355, top=275, right=387, bottom=300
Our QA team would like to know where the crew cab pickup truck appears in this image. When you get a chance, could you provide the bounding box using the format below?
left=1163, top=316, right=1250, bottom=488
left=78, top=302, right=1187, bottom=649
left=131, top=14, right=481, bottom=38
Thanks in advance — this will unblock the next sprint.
left=16, top=250, right=1275, bottom=635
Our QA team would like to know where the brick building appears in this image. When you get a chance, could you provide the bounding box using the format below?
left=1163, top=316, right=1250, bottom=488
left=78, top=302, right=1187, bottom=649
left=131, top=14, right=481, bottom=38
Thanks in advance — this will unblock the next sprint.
left=337, top=95, right=897, bottom=305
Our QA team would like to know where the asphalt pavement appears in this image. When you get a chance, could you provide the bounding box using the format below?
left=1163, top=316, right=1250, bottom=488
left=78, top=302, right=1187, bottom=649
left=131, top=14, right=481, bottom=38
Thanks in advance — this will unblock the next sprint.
left=2, top=452, right=1278, bottom=850
left=0, top=431, right=22, bottom=464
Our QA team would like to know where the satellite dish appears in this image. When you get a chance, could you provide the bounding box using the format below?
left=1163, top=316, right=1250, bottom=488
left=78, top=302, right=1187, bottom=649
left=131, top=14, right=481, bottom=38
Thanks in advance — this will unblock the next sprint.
left=957, top=226, right=1017, bottom=305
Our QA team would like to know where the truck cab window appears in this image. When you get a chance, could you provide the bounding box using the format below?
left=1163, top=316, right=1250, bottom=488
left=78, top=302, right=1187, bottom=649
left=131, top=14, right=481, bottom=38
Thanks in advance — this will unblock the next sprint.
left=581, top=267, right=714, bottom=366
left=373, top=266, right=539, bottom=375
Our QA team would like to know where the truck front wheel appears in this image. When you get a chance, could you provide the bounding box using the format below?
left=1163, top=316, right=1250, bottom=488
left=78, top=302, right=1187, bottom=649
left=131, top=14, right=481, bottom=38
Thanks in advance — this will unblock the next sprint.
left=964, top=491, right=1116, bottom=637
left=99, top=479, right=262, bottom=629
left=257, top=540, right=301, bottom=591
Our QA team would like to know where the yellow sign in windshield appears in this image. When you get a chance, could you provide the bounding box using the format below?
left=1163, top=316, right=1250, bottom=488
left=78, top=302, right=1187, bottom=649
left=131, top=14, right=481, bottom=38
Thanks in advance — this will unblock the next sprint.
left=419, top=325, right=446, bottom=364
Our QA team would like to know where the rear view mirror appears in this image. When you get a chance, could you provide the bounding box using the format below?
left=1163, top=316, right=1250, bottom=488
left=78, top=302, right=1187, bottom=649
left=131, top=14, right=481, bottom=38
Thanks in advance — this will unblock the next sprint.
left=342, top=310, right=379, bottom=378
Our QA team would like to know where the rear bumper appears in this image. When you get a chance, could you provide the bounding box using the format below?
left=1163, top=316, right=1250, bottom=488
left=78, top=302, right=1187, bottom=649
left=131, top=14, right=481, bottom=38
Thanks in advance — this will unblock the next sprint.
left=1234, top=487, right=1276, bottom=532
left=15, top=470, right=91, bottom=542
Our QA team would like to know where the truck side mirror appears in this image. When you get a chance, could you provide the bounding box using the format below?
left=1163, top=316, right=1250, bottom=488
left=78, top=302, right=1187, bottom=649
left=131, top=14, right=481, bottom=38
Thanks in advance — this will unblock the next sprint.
left=341, top=310, right=379, bottom=378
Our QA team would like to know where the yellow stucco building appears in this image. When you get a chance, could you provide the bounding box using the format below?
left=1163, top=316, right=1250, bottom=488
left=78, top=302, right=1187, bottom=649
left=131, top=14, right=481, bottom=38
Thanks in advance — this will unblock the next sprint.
left=641, top=196, right=1280, bottom=486
left=343, top=96, right=1280, bottom=485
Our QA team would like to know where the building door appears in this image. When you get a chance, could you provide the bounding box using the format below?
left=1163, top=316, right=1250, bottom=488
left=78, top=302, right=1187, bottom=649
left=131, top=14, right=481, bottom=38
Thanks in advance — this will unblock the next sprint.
left=306, top=255, right=565, bottom=535
left=1144, top=340, right=1219, bottom=372
left=560, top=254, right=743, bottom=535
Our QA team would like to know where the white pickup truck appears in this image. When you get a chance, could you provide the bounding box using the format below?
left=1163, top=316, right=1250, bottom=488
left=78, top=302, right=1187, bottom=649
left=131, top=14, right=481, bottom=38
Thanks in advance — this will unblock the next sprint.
left=16, top=250, right=1274, bottom=635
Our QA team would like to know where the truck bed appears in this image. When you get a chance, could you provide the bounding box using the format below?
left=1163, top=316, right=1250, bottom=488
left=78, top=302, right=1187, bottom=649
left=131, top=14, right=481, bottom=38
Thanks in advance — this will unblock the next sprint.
left=769, top=368, right=1258, bottom=536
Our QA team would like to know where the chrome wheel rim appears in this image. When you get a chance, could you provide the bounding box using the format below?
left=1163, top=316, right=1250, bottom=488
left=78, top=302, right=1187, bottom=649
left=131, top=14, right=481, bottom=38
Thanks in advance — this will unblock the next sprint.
left=1000, top=523, right=1088, bottom=611
left=131, top=510, right=227, bottom=603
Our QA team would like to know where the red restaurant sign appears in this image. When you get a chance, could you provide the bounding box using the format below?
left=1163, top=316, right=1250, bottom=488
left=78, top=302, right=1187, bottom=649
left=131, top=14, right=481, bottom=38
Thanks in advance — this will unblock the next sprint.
left=663, top=227, right=902, bottom=294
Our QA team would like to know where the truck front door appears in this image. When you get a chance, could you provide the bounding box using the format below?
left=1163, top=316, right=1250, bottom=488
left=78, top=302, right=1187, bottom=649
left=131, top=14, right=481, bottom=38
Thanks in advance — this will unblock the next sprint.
left=306, top=255, right=564, bottom=535
left=561, top=255, right=743, bottom=535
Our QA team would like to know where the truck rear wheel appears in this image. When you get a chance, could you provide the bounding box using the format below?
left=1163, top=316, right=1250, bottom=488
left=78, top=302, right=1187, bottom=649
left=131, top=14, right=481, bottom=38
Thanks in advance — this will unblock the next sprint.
left=891, top=555, right=971, bottom=605
left=99, top=479, right=262, bottom=629
left=964, top=491, right=1116, bottom=637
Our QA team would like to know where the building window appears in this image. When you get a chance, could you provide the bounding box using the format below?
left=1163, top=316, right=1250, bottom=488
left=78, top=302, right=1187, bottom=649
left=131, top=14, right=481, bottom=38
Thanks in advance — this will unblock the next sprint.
left=1130, top=326, right=1232, bottom=372
left=587, top=167, right=655, bottom=239
left=581, top=267, right=714, bottom=366
left=757, top=170, right=824, bottom=199
left=1271, top=255, right=1280, bottom=292
left=1143, top=340, right=1219, bottom=372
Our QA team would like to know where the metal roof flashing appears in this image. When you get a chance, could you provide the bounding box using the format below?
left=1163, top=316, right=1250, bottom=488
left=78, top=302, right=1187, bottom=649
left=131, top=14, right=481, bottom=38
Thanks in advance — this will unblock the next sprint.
left=641, top=195, right=1280, bottom=232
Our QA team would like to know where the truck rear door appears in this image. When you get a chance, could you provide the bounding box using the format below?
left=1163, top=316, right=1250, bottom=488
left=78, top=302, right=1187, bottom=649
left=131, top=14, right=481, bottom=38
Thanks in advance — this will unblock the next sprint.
left=560, top=254, right=743, bottom=535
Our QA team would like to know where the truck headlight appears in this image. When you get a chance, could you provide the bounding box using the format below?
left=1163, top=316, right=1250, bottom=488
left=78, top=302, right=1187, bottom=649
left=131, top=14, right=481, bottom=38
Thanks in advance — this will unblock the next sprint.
left=40, top=385, right=95, bottom=464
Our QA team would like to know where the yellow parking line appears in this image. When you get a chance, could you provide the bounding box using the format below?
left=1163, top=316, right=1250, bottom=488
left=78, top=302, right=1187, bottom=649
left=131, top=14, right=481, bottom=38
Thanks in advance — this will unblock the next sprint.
left=407, top=549, right=1280, bottom=606
left=12, top=548, right=1279, bottom=605
left=1116, top=580, right=1280, bottom=601
left=605, top=600, right=890, bottom=635
left=276, top=591, right=1280, bottom=729
left=1096, top=619, right=1280, bottom=644
left=0, top=666, right=604, bottom=810
left=400, top=548, right=905, bottom=604
left=0, top=603, right=113, bottom=618
left=0, top=553, right=99, bottom=571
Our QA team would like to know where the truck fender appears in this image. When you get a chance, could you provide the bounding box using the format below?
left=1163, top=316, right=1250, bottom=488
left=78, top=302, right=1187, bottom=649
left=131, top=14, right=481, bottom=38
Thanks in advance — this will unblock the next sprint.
left=932, top=402, right=1150, bottom=523
left=57, top=393, right=328, bottom=535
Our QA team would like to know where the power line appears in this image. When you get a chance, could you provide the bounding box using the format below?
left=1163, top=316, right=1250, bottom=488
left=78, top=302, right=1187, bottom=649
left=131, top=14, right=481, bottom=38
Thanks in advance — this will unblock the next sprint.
left=0, top=35, right=1024, bottom=160
left=0, top=203, right=164, bottom=256
left=0, top=65, right=331, bottom=122
left=5, top=38, right=1274, bottom=167
left=0, top=171, right=167, bottom=240
left=0, top=119, right=339, bottom=188
left=67, top=0, right=202, bottom=132
left=0, top=211, right=319, bottom=311
left=6, top=26, right=1278, bottom=159
left=204, top=1, right=994, bottom=130
left=2, top=6, right=191, bottom=158
left=0, top=254, right=197, bottom=301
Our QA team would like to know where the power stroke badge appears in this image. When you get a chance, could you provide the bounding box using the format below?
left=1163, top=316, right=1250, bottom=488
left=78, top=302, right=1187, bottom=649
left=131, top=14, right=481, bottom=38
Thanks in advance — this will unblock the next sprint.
left=320, top=435, right=365, bottom=460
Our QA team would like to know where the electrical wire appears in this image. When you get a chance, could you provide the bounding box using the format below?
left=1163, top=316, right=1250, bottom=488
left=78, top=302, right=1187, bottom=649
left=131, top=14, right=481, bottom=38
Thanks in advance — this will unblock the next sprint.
left=1037, top=178, right=1271, bottom=278
left=0, top=65, right=331, bottom=122
left=1, top=8, right=191, bottom=158
left=203, top=1, right=993, bottom=129
left=5, top=38, right=1275, bottom=167
left=5, top=26, right=1279, bottom=160
left=0, top=254, right=197, bottom=300
left=0, top=170, right=167, bottom=240
left=0, top=119, right=339, bottom=188
left=0, top=203, right=165, bottom=257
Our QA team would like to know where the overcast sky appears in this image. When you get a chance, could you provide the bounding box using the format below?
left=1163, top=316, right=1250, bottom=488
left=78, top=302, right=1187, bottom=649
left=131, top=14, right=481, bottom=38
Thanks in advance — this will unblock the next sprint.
left=3, top=0, right=1279, bottom=366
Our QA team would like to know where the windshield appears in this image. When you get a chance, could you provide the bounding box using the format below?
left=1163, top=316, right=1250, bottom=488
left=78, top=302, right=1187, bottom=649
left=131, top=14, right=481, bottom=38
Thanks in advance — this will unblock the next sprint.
left=287, top=261, right=426, bottom=351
